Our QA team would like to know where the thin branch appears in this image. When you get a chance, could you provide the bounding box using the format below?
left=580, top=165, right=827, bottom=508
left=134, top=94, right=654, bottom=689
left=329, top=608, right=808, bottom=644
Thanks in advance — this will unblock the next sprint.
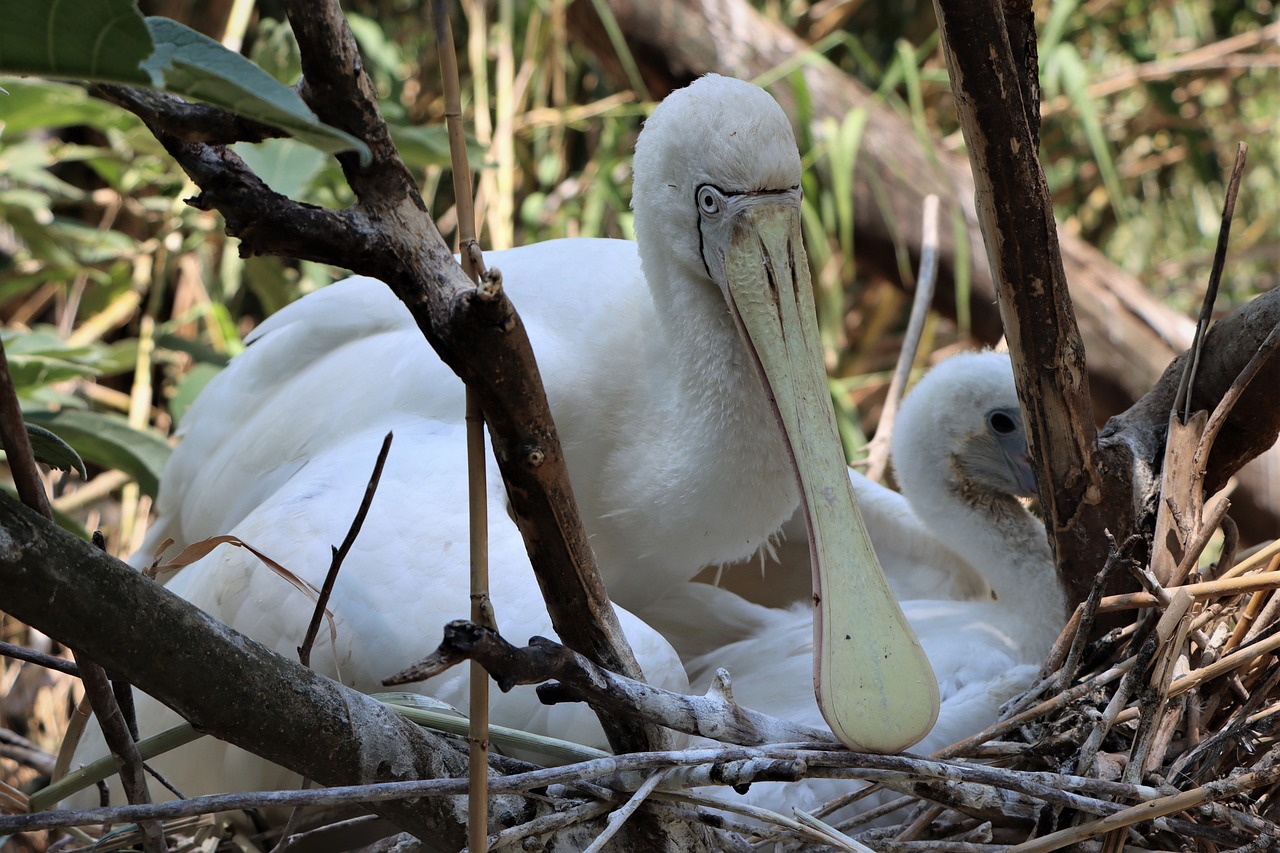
left=0, top=641, right=80, bottom=677
left=1176, top=143, right=1249, bottom=422
left=864, top=194, right=940, bottom=483
left=298, top=431, right=393, bottom=666
left=77, top=661, right=166, bottom=852
left=0, top=339, right=52, bottom=517
left=581, top=768, right=670, bottom=853
left=427, top=2, right=494, bottom=847
left=385, top=620, right=837, bottom=746
left=92, top=85, right=289, bottom=145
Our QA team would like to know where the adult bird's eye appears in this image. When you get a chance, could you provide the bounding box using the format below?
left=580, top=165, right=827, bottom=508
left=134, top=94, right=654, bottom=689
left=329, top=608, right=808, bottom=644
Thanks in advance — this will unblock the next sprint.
left=988, top=410, right=1018, bottom=436
left=697, top=186, right=721, bottom=215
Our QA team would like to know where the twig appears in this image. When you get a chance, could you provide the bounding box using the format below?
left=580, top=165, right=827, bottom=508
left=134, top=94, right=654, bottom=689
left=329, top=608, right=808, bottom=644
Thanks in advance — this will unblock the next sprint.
left=655, top=788, right=871, bottom=851
left=581, top=769, right=670, bottom=853
left=384, top=621, right=836, bottom=745
left=0, top=339, right=52, bottom=516
left=92, top=531, right=140, bottom=744
left=1175, top=142, right=1248, bottom=422
left=1168, top=663, right=1280, bottom=783
left=1196, top=319, right=1280, bottom=469
left=1123, top=589, right=1194, bottom=784
left=1007, top=758, right=1280, bottom=852
left=864, top=193, right=940, bottom=483
left=297, top=431, right=393, bottom=666
left=0, top=642, right=80, bottom=677
left=429, top=3, right=496, bottom=846
left=75, top=656, right=166, bottom=852
left=275, top=432, right=392, bottom=852
left=486, top=799, right=614, bottom=851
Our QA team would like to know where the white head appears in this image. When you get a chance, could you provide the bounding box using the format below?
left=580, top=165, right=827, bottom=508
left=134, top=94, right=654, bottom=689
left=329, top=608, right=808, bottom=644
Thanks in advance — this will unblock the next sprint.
left=892, top=351, right=1037, bottom=518
left=631, top=75, right=802, bottom=306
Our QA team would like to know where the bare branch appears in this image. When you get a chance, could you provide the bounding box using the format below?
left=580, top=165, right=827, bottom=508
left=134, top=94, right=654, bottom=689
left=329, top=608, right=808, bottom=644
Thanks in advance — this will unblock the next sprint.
left=93, top=85, right=288, bottom=145
left=386, top=620, right=837, bottom=746
left=298, top=431, right=393, bottom=666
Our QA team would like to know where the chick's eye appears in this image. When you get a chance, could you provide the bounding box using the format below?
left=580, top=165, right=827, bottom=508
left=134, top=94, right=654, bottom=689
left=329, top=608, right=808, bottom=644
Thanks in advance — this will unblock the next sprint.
left=988, top=410, right=1018, bottom=436
left=697, top=186, right=721, bottom=215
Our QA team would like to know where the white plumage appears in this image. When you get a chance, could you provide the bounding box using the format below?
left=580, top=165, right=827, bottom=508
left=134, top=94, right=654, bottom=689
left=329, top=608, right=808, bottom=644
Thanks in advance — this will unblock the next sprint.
left=671, top=351, right=1065, bottom=815
left=71, top=74, right=937, bottom=799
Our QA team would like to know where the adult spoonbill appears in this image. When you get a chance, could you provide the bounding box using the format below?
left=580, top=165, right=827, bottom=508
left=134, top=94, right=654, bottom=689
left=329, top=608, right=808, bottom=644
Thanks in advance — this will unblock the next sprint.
left=677, top=351, right=1066, bottom=812
left=71, top=74, right=937, bottom=800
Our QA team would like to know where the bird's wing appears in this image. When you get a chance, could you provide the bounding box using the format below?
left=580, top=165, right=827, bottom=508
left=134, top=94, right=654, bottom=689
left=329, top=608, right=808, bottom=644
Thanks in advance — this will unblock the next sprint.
left=79, top=419, right=686, bottom=802
left=638, top=580, right=784, bottom=661
left=139, top=277, right=462, bottom=559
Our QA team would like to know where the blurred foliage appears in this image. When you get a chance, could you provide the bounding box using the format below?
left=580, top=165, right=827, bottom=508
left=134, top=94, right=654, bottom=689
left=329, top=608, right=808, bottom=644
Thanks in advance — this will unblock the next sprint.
left=0, top=0, right=1276, bottom=548
left=788, top=0, right=1279, bottom=314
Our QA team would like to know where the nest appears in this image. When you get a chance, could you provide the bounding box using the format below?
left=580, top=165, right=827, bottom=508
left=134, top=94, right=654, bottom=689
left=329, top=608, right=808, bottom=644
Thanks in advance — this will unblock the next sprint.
left=803, top=537, right=1280, bottom=852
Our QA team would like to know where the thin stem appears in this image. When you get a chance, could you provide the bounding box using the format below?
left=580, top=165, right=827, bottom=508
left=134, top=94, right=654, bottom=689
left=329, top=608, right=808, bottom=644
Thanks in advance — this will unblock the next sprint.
left=297, top=431, right=393, bottom=666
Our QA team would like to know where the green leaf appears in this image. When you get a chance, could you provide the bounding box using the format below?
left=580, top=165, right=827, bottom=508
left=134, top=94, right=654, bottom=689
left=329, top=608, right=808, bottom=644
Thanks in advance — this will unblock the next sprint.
left=232, top=138, right=326, bottom=200
left=25, top=423, right=88, bottom=479
left=0, top=0, right=156, bottom=85
left=0, top=1, right=368, bottom=161
left=0, top=80, right=131, bottom=135
left=5, top=353, right=101, bottom=391
left=23, top=410, right=171, bottom=497
left=142, top=18, right=368, bottom=161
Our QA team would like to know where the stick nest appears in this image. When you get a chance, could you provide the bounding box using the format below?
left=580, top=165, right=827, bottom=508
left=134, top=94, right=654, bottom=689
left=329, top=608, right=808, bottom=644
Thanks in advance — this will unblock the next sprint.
left=820, top=537, right=1280, bottom=852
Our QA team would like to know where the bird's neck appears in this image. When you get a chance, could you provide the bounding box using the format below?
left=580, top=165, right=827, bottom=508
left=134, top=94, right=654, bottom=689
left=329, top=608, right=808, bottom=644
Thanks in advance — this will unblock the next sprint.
left=914, top=476, right=1066, bottom=660
left=636, top=251, right=799, bottom=558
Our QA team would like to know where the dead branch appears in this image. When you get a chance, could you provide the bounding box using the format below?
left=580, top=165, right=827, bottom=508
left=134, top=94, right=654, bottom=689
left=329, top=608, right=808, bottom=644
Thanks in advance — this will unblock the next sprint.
left=386, top=620, right=837, bottom=746
left=0, top=491, right=495, bottom=844
left=90, top=84, right=288, bottom=145
left=932, top=0, right=1114, bottom=617
left=298, top=431, right=393, bottom=666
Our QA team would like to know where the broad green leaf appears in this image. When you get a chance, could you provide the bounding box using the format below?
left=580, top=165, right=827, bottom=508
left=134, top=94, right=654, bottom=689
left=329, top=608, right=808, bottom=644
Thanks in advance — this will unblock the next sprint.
left=25, top=423, right=88, bottom=479
left=24, top=409, right=171, bottom=497
left=391, top=124, right=485, bottom=170
left=0, top=80, right=131, bottom=135
left=232, top=138, right=326, bottom=200
left=0, top=1, right=368, bottom=161
left=5, top=354, right=101, bottom=391
left=142, top=18, right=368, bottom=161
left=0, top=0, right=155, bottom=85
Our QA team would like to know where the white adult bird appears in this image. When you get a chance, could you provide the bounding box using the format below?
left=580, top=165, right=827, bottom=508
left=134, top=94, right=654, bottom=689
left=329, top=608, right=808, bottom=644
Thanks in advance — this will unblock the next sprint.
left=674, top=351, right=1066, bottom=814
left=70, top=74, right=938, bottom=800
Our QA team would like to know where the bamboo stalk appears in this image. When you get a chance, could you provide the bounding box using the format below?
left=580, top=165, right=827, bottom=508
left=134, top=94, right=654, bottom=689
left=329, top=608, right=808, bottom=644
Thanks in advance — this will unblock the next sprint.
left=433, top=3, right=492, bottom=848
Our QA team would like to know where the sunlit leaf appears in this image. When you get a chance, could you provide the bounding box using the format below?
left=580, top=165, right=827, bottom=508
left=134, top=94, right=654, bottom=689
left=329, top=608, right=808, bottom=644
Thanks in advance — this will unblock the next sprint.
left=24, top=409, right=171, bottom=497
left=25, top=423, right=88, bottom=479
left=0, top=0, right=368, bottom=160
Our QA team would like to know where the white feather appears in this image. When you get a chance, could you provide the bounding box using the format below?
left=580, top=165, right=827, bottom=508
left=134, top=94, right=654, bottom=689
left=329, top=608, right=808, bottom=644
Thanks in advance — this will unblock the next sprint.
left=669, top=352, right=1064, bottom=817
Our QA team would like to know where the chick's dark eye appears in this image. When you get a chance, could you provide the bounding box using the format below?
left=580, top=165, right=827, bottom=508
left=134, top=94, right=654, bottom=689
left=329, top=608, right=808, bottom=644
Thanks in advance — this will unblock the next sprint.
left=697, top=186, right=720, bottom=215
left=988, top=410, right=1018, bottom=436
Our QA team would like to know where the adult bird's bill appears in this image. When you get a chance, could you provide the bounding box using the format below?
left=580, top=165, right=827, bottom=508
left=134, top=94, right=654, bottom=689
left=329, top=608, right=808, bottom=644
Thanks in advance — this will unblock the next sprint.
left=709, top=186, right=939, bottom=752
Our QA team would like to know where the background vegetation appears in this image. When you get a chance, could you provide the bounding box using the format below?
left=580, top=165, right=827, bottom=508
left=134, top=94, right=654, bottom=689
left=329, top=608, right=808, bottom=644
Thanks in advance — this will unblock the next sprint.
left=1, top=0, right=1277, bottom=844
